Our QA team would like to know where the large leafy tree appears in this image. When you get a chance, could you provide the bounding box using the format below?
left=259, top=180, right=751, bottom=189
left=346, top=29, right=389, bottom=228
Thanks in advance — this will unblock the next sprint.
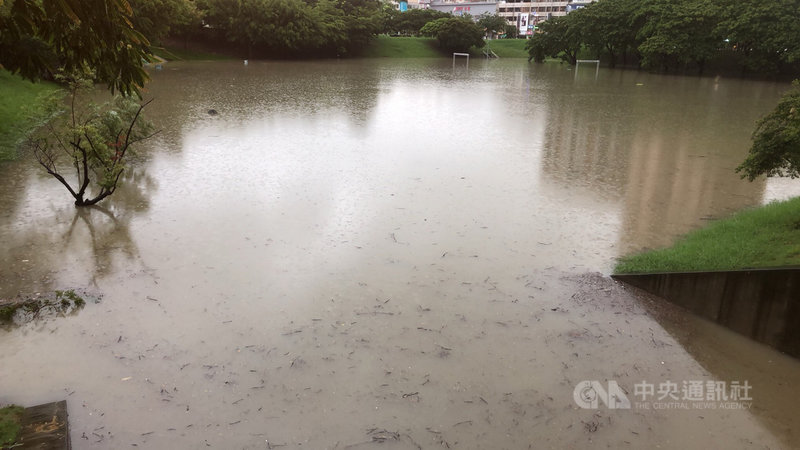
left=525, top=15, right=583, bottom=65
left=577, top=0, right=639, bottom=67
left=0, top=0, right=151, bottom=96
left=385, top=8, right=449, bottom=36
left=737, top=81, right=800, bottom=181
left=199, top=0, right=315, bottom=57
left=331, top=0, right=382, bottom=55
left=129, top=0, right=202, bottom=43
left=716, top=0, right=800, bottom=74
left=517, top=0, right=800, bottom=75
left=435, top=17, right=485, bottom=53
left=503, top=24, right=518, bottom=39
left=257, top=0, right=317, bottom=55
left=477, top=13, right=507, bottom=37
left=198, top=0, right=380, bottom=57
left=636, top=0, right=722, bottom=73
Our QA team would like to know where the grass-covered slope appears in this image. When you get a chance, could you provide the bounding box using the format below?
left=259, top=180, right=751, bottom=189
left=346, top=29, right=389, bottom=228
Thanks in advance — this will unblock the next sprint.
left=360, top=35, right=442, bottom=58
left=0, top=70, right=59, bottom=160
left=615, top=197, right=800, bottom=273
left=483, top=39, right=529, bottom=58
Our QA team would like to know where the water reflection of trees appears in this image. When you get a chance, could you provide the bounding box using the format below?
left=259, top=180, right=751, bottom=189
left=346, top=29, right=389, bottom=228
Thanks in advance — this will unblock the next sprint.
left=141, top=60, right=383, bottom=146
left=535, top=72, right=775, bottom=254
left=69, top=168, right=154, bottom=285
left=0, top=167, right=155, bottom=297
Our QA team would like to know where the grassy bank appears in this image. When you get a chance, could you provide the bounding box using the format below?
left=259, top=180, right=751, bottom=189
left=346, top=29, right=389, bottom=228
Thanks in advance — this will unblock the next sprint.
left=361, top=35, right=441, bottom=58
left=615, top=197, right=800, bottom=274
left=0, top=70, right=59, bottom=161
left=363, top=35, right=530, bottom=59
left=484, top=39, right=529, bottom=58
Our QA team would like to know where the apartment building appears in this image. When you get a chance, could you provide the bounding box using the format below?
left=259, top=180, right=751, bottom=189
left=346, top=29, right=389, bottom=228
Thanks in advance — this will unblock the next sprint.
left=425, top=0, right=592, bottom=34
left=429, top=1, right=500, bottom=17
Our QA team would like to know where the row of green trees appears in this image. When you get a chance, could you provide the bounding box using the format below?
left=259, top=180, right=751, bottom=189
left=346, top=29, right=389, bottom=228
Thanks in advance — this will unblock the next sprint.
left=197, top=0, right=384, bottom=57
left=383, top=8, right=449, bottom=35
left=129, top=0, right=202, bottom=44
left=383, top=10, right=514, bottom=53
left=526, top=0, right=800, bottom=75
left=383, top=9, right=513, bottom=40
left=145, top=0, right=504, bottom=56
left=126, top=0, right=384, bottom=58
left=126, top=0, right=496, bottom=57
left=0, top=0, right=498, bottom=84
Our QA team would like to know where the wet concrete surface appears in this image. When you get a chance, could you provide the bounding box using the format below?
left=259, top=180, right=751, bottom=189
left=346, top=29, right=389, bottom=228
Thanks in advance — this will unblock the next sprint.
left=1, top=60, right=799, bottom=448
left=614, top=269, right=800, bottom=358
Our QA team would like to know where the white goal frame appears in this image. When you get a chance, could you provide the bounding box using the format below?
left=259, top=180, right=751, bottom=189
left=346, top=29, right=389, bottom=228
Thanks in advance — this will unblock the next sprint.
left=453, top=52, right=470, bottom=68
left=575, top=59, right=600, bottom=79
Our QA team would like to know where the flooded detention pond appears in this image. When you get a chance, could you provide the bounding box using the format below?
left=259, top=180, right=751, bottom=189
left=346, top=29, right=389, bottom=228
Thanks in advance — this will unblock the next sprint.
left=2, top=59, right=800, bottom=448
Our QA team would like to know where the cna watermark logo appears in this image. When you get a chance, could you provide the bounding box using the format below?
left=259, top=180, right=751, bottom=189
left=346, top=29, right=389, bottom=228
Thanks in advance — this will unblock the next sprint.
left=573, top=380, right=631, bottom=409
left=574, top=380, right=753, bottom=410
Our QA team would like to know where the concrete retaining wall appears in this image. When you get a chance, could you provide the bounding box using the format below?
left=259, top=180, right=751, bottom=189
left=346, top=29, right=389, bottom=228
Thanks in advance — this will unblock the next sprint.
left=612, top=268, right=800, bottom=358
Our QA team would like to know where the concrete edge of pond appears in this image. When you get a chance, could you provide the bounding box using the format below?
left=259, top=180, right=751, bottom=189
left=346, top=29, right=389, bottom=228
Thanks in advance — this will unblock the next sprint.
left=12, top=400, right=71, bottom=449
left=611, top=267, right=800, bottom=359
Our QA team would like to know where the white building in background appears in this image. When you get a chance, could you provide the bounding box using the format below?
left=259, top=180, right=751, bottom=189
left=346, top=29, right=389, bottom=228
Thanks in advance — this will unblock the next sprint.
left=390, top=0, right=423, bottom=10
left=566, top=0, right=594, bottom=11
left=429, top=1, right=500, bottom=18
left=425, top=0, right=593, bottom=34
left=498, top=1, right=566, bottom=36
left=500, top=0, right=595, bottom=35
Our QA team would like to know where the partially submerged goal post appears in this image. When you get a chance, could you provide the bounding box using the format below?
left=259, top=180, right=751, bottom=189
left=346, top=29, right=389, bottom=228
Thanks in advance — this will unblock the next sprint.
left=453, top=52, right=469, bottom=68
left=575, top=59, right=600, bottom=79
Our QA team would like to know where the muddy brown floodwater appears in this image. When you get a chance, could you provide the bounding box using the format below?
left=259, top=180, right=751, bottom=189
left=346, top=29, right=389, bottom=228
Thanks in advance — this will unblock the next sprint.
left=1, top=59, right=800, bottom=449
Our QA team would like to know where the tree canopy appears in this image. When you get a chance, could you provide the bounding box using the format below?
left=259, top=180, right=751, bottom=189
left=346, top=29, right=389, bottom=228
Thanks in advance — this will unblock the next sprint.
left=0, top=0, right=151, bottom=96
left=384, top=8, right=449, bottom=36
left=197, top=0, right=383, bottom=57
left=477, top=13, right=507, bottom=37
left=525, top=0, right=800, bottom=75
left=128, top=0, right=202, bottom=43
left=525, top=14, right=583, bottom=65
left=737, top=81, right=800, bottom=181
left=421, top=17, right=484, bottom=53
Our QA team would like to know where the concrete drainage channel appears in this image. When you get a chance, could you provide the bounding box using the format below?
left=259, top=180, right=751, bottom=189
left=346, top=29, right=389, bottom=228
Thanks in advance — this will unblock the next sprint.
left=612, top=268, right=800, bottom=358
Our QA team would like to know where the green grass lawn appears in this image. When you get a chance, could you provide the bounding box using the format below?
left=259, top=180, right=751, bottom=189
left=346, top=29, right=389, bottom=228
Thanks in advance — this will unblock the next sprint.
left=615, top=197, right=800, bottom=273
left=360, top=35, right=442, bottom=58
left=0, top=70, right=60, bottom=161
left=362, top=35, right=531, bottom=59
left=150, top=45, right=232, bottom=61
left=483, top=39, right=529, bottom=58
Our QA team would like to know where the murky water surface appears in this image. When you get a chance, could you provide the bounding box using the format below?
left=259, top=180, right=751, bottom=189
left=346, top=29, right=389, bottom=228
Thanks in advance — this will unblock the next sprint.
left=2, top=59, right=799, bottom=448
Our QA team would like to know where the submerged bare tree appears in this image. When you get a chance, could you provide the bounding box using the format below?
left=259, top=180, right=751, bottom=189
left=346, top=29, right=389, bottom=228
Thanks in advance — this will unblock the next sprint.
left=26, top=73, right=155, bottom=206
